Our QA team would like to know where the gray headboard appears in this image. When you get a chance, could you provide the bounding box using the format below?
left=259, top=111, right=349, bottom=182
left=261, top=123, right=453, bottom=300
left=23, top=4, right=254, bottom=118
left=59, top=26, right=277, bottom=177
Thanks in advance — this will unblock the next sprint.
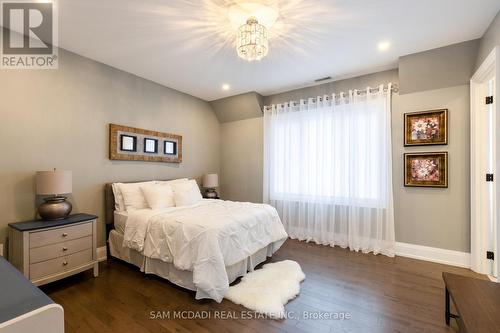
left=104, top=183, right=116, bottom=226
left=104, top=177, right=201, bottom=226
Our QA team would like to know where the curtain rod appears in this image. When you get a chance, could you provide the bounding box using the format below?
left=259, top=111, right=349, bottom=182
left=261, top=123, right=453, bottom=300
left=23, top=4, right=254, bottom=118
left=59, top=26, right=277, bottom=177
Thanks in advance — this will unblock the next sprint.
left=262, top=83, right=398, bottom=112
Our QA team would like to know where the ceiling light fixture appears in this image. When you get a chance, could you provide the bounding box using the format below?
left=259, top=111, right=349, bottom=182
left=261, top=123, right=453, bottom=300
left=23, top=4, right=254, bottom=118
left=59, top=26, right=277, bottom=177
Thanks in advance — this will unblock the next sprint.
left=222, top=83, right=230, bottom=91
left=237, top=16, right=268, bottom=61
left=378, top=41, right=391, bottom=52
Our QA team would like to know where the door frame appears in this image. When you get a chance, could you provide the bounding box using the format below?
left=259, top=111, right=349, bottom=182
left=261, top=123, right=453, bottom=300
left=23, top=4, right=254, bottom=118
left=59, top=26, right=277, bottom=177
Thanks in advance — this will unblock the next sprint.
left=470, top=46, right=499, bottom=278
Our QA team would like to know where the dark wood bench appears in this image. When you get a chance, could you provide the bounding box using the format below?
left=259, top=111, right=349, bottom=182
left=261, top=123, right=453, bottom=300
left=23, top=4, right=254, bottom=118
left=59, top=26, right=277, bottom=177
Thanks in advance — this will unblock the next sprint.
left=443, top=272, right=500, bottom=332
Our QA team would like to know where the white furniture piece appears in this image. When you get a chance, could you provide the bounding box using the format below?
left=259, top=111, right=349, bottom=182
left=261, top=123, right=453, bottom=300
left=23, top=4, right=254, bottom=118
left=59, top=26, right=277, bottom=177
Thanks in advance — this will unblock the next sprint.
left=0, top=256, right=64, bottom=333
left=8, top=213, right=98, bottom=286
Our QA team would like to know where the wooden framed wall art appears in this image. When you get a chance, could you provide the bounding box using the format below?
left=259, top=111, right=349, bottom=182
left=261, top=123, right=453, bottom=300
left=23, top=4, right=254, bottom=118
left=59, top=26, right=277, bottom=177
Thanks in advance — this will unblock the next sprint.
left=404, top=152, right=448, bottom=188
left=109, top=124, right=182, bottom=163
left=404, top=109, right=448, bottom=146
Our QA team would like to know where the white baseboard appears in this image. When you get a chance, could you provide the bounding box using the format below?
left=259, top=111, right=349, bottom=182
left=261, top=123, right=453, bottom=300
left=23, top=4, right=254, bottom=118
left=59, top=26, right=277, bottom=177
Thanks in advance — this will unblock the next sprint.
left=488, top=275, right=498, bottom=282
left=395, top=242, right=470, bottom=268
left=96, top=241, right=470, bottom=268
left=96, top=246, right=107, bottom=262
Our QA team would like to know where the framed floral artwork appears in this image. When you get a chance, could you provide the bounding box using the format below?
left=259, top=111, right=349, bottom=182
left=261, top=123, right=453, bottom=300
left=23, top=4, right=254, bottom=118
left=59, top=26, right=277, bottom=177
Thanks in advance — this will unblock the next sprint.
left=404, top=152, right=448, bottom=188
left=404, top=109, right=448, bottom=146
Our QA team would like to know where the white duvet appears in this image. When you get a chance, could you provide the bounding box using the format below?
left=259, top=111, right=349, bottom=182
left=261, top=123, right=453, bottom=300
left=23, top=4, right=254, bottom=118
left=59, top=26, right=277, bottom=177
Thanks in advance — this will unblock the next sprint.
left=122, top=199, right=288, bottom=302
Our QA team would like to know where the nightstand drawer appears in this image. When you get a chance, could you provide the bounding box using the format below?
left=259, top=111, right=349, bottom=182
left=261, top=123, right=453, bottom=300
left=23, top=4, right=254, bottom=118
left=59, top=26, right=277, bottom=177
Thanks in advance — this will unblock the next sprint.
left=30, top=222, right=93, bottom=248
left=30, top=249, right=93, bottom=280
left=30, top=236, right=93, bottom=264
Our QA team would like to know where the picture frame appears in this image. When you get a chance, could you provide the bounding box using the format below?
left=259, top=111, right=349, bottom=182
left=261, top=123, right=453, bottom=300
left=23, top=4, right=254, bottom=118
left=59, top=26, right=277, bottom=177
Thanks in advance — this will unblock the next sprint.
left=164, top=140, right=177, bottom=155
left=404, top=152, right=448, bottom=188
left=144, top=138, right=158, bottom=154
left=120, top=134, right=137, bottom=152
left=109, top=124, right=182, bottom=163
left=404, top=109, right=448, bottom=146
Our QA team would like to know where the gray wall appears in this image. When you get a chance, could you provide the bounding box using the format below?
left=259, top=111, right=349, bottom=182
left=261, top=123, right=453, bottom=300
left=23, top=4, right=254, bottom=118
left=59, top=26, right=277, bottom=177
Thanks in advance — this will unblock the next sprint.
left=0, top=47, right=220, bottom=248
left=220, top=118, right=263, bottom=203
left=476, top=10, right=500, bottom=69
left=399, top=40, right=479, bottom=94
left=219, top=42, right=475, bottom=252
left=210, top=92, right=263, bottom=123
left=393, top=86, right=470, bottom=251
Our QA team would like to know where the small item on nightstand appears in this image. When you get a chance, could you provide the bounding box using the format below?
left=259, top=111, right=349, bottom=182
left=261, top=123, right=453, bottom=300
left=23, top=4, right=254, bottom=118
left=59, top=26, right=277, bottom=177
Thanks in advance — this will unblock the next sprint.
left=202, top=173, right=219, bottom=199
left=36, top=169, right=73, bottom=220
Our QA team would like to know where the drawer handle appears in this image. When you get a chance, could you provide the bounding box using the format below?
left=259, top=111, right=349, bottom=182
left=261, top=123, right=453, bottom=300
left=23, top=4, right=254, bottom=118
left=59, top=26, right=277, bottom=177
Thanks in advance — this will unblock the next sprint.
left=62, top=261, right=68, bottom=266
left=62, top=247, right=68, bottom=251
left=62, top=233, right=68, bottom=237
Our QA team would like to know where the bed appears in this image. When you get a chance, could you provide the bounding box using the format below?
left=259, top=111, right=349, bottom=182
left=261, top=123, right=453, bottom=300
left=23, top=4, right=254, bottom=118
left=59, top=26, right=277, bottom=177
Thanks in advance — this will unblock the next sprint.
left=104, top=179, right=287, bottom=302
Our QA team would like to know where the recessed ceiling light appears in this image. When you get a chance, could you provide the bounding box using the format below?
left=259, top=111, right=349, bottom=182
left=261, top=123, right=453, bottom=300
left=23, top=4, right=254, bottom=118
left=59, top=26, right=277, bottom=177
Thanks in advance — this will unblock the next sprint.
left=222, top=84, right=230, bottom=91
left=378, top=41, right=390, bottom=52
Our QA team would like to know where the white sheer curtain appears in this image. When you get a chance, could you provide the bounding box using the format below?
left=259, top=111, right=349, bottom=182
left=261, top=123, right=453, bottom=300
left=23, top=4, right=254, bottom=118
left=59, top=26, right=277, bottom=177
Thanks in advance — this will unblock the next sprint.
left=263, top=84, right=395, bottom=256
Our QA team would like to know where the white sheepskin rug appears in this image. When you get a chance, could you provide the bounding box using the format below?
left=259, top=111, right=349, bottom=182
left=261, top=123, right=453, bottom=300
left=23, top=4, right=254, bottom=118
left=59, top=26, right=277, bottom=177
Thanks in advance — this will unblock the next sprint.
left=224, top=260, right=305, bottom=318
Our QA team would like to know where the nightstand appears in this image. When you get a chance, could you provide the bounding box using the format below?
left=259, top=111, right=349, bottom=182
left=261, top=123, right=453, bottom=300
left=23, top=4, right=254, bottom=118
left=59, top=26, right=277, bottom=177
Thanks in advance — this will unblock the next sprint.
left=8, top=213, right=98, bottom=286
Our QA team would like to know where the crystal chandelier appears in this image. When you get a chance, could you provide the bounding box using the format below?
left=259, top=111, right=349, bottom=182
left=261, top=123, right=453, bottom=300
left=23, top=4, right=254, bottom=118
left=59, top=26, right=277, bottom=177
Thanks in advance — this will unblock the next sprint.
left=236, top=17, right=268, bottom=61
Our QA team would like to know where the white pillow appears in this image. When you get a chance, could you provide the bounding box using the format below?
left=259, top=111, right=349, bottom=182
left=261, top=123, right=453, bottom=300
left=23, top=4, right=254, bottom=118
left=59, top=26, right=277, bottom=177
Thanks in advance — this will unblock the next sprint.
left=118, top=181, right=155, bottom=211
left=111, top=183, right=125, bottom=211
left=112, top=180, right=185, bottom=211
left=172, top=179, right=203, bottom=207
left=141, top=184, right=175, bottom=210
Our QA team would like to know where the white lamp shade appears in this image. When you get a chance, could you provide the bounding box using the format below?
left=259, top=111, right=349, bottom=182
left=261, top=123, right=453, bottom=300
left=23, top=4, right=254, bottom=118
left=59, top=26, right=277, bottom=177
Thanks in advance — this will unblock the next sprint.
left=202, top=173, right=219, bottom=188
left=36, top=170, right=72, bottom=195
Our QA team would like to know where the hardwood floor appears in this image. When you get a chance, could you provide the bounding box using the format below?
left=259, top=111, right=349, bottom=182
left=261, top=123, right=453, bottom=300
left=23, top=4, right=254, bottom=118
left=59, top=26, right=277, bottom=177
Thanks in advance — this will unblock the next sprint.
left=41, top=240, right=484, bottom=333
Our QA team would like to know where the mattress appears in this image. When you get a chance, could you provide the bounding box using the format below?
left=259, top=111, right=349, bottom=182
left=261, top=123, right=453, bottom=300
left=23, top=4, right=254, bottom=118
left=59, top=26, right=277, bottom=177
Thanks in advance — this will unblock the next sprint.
left=113, top=211, right=128, bottom=234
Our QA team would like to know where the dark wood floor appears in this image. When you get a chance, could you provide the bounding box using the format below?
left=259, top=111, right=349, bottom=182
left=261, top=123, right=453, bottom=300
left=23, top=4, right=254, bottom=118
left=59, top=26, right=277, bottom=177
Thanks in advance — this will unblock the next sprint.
left=41, top=240, right=484, bottom=333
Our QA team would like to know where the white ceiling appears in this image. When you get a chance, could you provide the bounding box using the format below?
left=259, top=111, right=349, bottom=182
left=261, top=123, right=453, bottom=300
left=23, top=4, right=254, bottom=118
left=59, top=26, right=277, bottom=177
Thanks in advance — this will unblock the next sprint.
left=57, top=0, right=500, bottom=101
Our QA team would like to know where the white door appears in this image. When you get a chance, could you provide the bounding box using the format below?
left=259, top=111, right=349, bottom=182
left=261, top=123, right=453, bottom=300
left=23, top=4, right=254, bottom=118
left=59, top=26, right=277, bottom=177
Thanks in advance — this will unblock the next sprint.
left=485, top=77, right=496, bottom=277
left=471, top=46, right=498, bottom=278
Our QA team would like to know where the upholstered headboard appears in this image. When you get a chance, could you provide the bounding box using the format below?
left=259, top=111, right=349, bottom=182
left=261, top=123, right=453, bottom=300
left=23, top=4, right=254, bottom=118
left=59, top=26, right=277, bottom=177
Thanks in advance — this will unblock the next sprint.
left=104, top=182, right=116, bottom=226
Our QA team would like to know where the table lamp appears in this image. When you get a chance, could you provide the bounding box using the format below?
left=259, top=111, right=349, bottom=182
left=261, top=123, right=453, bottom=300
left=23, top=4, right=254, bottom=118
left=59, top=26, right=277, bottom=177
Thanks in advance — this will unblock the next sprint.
left=36, top=169, right=72, bottom=220
left=202, top=173, right=219, bottom=199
